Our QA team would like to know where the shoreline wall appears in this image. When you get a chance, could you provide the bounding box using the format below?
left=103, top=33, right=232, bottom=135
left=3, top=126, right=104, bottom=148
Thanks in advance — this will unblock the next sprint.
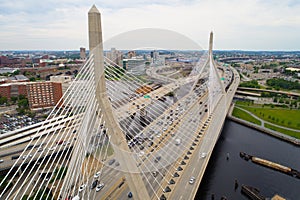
left=227, top=115, right=300, bottom=146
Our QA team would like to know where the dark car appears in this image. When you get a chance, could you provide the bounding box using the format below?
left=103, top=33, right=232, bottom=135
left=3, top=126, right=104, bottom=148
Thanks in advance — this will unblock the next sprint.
left=128, top=192, right=133, bottom=198
left=90, top=180, right=98, bottom=189
left=108, top=159, right=116, bottom=165
left=154, top=156, right=161, bottom=163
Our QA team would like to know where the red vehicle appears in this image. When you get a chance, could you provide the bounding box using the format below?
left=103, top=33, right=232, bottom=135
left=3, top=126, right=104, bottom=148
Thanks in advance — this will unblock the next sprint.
left=56, top=140, right=64, bottom=145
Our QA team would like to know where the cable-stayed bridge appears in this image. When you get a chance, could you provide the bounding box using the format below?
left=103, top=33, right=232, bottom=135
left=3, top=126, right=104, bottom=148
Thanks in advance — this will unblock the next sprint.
left=0, top=5, right=240, bottom=200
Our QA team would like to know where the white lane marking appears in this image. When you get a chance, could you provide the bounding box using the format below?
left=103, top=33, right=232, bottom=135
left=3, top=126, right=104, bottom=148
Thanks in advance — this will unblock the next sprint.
left=185, top=182, right=188, bottom=189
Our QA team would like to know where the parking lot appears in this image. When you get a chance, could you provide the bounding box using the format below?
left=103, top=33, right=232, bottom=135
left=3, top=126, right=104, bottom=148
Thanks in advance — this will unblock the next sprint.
left=0, top=113, right=42, bottom=134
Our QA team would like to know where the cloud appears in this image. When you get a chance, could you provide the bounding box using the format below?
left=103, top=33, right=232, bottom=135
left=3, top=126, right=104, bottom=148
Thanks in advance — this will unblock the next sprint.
left=0, top=0, right=299, bottom=50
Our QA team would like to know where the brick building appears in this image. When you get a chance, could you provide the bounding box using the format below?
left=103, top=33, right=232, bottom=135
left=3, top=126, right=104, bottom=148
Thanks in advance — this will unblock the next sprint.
left=0, top=83, right=27, bottom=99
left=0, top=81, right=62, bottom=109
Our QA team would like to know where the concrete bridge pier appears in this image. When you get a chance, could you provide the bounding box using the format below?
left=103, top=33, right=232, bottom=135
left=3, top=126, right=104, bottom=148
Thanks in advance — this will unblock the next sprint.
left=88, top=5, right=150, bottom=200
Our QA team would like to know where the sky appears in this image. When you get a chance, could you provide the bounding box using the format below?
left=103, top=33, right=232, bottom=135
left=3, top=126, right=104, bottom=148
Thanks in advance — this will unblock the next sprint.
left=0, top=0, right=300, bottom=51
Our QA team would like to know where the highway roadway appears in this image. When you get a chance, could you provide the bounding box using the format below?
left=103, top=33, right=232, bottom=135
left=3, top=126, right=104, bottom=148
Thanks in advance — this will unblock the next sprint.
left=167, top=66, right=240, bottom=200
left=114, top=76, right=196, bottom=121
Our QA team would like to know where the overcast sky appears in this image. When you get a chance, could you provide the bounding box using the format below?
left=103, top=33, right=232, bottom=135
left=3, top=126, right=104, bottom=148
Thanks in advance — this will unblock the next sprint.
left=0, top=0, right=299, bottom=51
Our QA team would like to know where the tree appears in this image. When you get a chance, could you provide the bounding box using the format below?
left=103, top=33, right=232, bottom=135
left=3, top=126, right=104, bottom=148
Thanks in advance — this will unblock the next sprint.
left=266, top=78, right=300, bottom=90
left=13, top=70, right=20, bottom=75
left=239, top=80, right=260, bottom=88
left=0, top=96, right=8, bottom=105
left=17, top=98, right=29, bottom=114
left=279, top=98, right=284, bottom=104
left=11, top=96, right=18, bottom=103
left=18, top=99, right=29, bottom=109
left=19, top=95, right=26, bottom=100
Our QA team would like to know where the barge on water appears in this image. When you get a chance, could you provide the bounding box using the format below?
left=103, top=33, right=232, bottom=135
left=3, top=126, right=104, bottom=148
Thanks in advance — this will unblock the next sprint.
left=241, top=185, right=286, bottom=200
left=241, top=185, right=265, bottom=200
left=240, top=152, right=300, bottom=179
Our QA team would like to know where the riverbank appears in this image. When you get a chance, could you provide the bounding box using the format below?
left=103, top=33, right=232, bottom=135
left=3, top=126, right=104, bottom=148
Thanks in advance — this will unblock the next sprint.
left=227, top=103, right=300, bottom=146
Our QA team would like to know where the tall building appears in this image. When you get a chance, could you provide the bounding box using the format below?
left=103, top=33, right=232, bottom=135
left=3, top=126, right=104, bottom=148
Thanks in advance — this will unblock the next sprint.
left=0, top=81, right=62, bottom=109
left=80, top=47, right=86, bottom=60
left=127, top=51, right=136, bottom=59
left=105, top=47, right=123, bottom=66
left=27, top=82, right=62, bottom=109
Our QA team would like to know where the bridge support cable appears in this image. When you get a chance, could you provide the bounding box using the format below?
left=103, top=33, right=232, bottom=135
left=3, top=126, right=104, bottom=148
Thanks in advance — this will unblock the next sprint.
left=32, top=69, right=98, bottom=199
left=103, top=62, right=212, bottom=198
left=0, top=55, right=98, bottom=199
left=105, top=70, right=206, bottom=154
left=93, top=59, right=208, bottom=198
left=101, top=65, right=180, bottom=197
left=6, top=54, right=106, bottom=199
left=17, top=69, right=97, bottom=199
left=19, top=58, right=97, bottom=199
left=54, top=96, right=100, bottom=196
left=104, top=64, right=206, bottom=150
left=104, top=62, right=207, bottom=146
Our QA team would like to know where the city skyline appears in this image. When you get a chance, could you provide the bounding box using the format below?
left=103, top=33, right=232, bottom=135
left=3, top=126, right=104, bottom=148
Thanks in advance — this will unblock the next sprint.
left=0, top=0, right=300, bottom=51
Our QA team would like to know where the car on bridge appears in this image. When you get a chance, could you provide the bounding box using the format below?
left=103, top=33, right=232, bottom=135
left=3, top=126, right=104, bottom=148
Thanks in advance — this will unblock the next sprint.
left=189, top=177, right=195, bottom=184
left=154, top=156, right=161, bottom=163
left=108, top=158, right=115, bottom=165
left=175, top=138, right=181, bottom=145
left=96, top=183, right=104, bottom=192
left=90, top=180, right=98, bottom=189
left=94, top=171, right=101, bottom=178
left=79, top=184, right=86, bottom=192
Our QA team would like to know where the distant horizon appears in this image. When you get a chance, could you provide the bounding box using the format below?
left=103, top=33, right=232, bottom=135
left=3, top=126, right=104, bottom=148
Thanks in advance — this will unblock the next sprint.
left=1, top=49, right=300, bottom=52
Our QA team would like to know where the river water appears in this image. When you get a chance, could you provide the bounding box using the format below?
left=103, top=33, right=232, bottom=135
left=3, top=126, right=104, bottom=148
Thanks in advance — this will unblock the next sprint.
left=196, top=120, right=300, bottom=200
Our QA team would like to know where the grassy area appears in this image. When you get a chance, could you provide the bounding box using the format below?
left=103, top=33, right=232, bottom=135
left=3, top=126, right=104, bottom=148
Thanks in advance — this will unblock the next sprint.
left=237, top=105, right=300, bottom=130
left=232, top=107, right=262, bottom=126
left=265, top=123, right=300, bottom=139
